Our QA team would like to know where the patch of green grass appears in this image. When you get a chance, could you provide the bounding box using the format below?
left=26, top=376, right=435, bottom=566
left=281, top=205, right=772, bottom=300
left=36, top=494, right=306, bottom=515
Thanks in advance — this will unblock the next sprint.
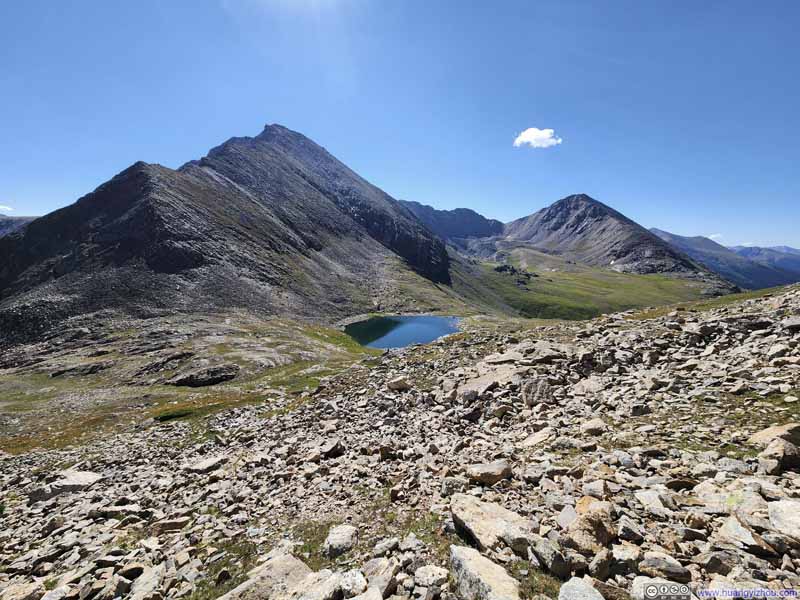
left=43, top=577, right=58, bottom=591
left=291, top=519, right=341, bottom=571
left=628, top=286, right=787, bottom=320
left=473, top=262, right=705, bottom=320
left=186, top=538, right=261, bottom=600
left=509, top=560, right=562, bottom=599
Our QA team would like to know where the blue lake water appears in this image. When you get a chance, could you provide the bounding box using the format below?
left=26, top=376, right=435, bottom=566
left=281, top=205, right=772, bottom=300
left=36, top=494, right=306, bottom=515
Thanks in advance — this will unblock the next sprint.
left=345, top=315, right=460, bottom=349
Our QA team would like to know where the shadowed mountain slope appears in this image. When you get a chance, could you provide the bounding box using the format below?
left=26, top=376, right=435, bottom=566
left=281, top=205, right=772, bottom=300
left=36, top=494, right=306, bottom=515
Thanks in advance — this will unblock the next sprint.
left=399, top=200, right=504, bottom=240
left=731, top=246, right=800, bottom=278
left=0, top=125, right=449, bottom=342
left=0, top=215, right=35, bottom=238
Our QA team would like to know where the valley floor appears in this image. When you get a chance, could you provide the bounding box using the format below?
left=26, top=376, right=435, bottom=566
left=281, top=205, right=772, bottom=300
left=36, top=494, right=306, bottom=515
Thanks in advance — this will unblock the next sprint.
left=1, top=286, right=800, bottom=600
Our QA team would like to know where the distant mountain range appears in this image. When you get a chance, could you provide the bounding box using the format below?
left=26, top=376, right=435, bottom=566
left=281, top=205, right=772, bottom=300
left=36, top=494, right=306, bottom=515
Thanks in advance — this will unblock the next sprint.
left=730, top=245, right=800, bottom=278
left=651, top=229, right=800, bottom=290
left=2, top=123, right=793, bottom=342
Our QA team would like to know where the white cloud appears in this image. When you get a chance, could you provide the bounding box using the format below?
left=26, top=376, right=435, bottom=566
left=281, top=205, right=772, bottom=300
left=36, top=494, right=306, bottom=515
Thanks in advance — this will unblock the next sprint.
left=513, top=127, right=563, bottom=149
left=0, top=205, right=13, bottom=212
left=708, top=233, right=723, bottom=241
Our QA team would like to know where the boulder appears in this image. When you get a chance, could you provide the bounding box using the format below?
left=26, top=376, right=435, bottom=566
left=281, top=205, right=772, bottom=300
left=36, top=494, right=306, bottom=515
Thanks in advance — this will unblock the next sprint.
left=361, top=557, right=400, bottom=598
left=558, top=578, right=605, bottom=600
left=168, top=363, right=240, bottom=387
left=217, top=554, right=312, bottom=600
left=465, top=460, right=513, bottom=486
left=768, top=499, right=800, bottom=540
left=323, top=524, right=358, bottom=558
left=564, top=502, right=615, bottom=555
left=449, top=545, right=521, bottom=600
left=451, top=493, right=537, bottom=553
left=747, top=423, right=800, bottom=448
left=637, top=552, right=691, bottom=584
left=522, top=378, right=554, bottom=406
left=414, top=565, right=449, bottom=588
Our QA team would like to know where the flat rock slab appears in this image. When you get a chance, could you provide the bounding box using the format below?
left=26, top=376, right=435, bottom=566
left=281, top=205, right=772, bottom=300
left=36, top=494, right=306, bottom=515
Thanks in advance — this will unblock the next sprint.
left=451, top=493, right=537, bottom=552
left=168, top=364, right=240, bottom=387
left=185, top=455, right=227, bottom=474
left=747, top=423, right=800, bottom=447
left=449, top=545, right=520, bottom=600
left=465, top=459, right=513, bottom=486
left=28, top=470, right=103, bottom=503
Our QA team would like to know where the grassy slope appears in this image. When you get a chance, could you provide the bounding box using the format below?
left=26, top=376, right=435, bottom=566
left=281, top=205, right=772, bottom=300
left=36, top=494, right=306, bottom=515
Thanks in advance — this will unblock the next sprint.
left=0, top=318, right=380, bottom=454
left=478, top=264, right=706, bottom=319
left=438, top=243, right=707, bottom=319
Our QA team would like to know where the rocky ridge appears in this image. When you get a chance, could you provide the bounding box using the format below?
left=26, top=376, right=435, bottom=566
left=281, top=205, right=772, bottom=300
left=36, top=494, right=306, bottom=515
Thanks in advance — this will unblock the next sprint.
left=650, top=230, right=800, bottom=290
left=398, top=201, right=504, bottom=242
left=0, top=125, right=449, bottom=344
left=2, top=286, right=800, bottom=600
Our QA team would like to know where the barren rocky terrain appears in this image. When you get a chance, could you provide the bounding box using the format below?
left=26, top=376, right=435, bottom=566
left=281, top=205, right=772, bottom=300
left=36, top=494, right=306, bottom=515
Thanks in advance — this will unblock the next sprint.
left=2, top=285, right=799, bottom=600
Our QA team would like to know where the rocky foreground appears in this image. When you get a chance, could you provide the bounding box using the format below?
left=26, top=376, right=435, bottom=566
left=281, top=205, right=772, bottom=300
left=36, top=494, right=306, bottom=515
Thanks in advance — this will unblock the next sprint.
left=2, top=287, right=800, bottom=600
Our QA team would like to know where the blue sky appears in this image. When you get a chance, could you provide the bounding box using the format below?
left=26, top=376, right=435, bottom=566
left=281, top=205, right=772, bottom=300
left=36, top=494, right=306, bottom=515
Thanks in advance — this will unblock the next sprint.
left=1, top=1, right=798, bottom=246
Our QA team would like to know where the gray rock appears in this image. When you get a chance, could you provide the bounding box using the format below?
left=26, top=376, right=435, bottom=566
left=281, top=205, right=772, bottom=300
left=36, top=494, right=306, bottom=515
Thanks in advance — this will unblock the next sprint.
left=465, top=460, right=513, bottom=486
left=768, top=499, right=800, bottom=540
left=414, top=565, right=449, bottom=588
left=637, top=552, right=691, bottom=584
left=362, top=557, right=400, bottom=598
left=449, top=545, right=520, bottom=600
left=323, top=524, right=358, bottom=558
left=451, top=493, right=537, bottom=553
left=168, top=363, right=240, bottom=387
left=558, top=578, right=604, bottom=600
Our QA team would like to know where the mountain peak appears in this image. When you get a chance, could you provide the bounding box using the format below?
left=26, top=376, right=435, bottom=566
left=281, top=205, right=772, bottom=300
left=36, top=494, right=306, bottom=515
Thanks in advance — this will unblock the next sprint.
left=503, top=194, right=721, bottom=279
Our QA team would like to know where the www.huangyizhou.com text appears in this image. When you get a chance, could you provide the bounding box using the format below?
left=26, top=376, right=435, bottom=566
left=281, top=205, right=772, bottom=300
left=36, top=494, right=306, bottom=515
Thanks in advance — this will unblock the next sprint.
left=697, top=590, right=798, bottom=598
